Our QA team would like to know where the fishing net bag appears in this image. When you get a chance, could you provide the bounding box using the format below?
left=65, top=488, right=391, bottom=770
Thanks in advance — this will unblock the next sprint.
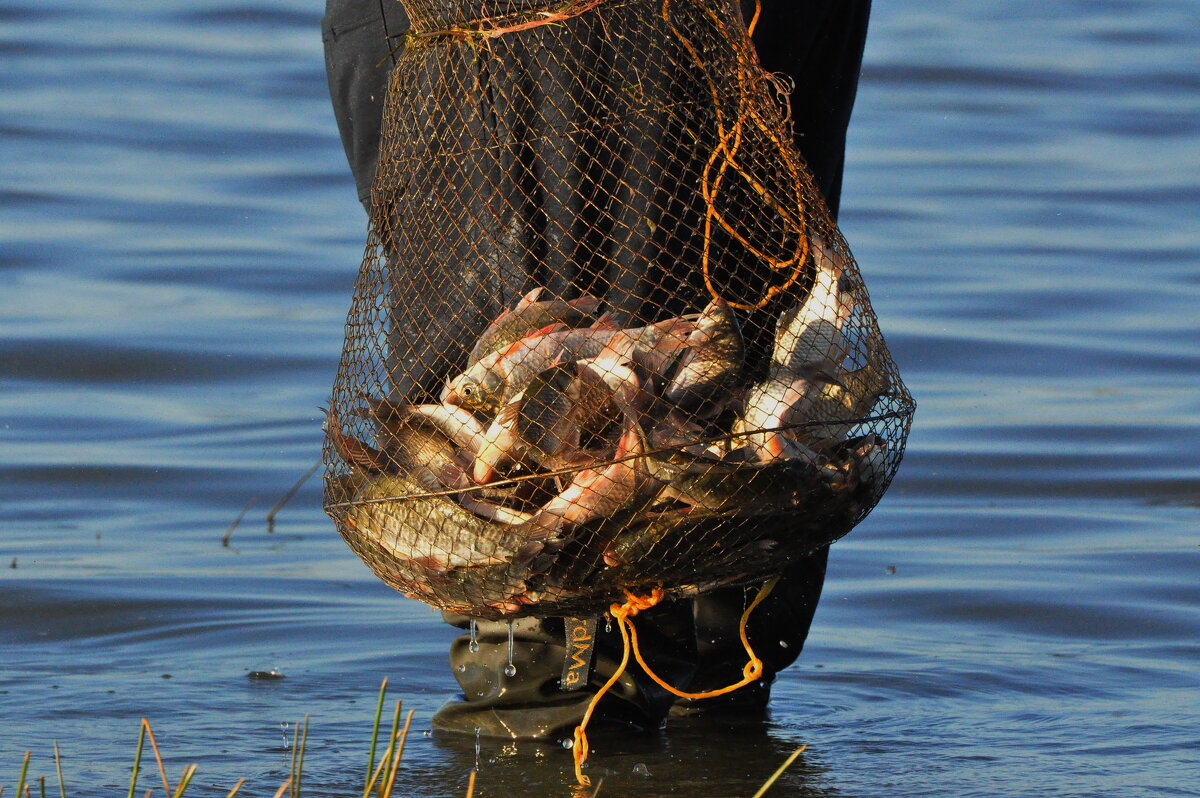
left=323, top=0, right=915, bottom=621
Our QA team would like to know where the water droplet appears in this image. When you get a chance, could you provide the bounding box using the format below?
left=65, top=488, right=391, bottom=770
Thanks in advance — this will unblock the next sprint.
left=632, top=763, right=651, bottom=777
left=504, top=620, right=516, bottom=677
left=605, top=617, right=613, bottom=633
left=561, top=738, right=574, bottom=749
left=779, top=640, right=789, bottom=648
left=422, top=730, right=431, bottom=737
left=474, top=726, right=482, bottom=770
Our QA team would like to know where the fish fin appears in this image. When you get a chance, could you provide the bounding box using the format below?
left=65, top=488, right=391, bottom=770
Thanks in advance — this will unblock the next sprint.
left=514, top=287, right=544, bottom=310
left=325, top=408, right=390, bottom=473
left=591, top=312, right=619, bottom=330
left=568, top=295, right=603, bottom=315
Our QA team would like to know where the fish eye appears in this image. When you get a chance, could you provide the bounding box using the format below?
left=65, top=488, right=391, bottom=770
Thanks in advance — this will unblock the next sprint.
left=461, top=384, right=476, bottom=397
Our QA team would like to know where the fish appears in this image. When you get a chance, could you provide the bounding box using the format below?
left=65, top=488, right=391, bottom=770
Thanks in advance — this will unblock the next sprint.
left=731, top=367, right=837, bottom=462
left=467, top=288, right=602, bottom=368
left=663, top=297, right=745, bottom=417
left=325, top=408, right=391, bottom=473
left=366, top=397, right=491, bottom=457
left=443, top=317, right=694, bottom=414
left=774, top=233, right=856, bottom=372
left=516, top=414, right=656, bottom=547
left=471, top=361, right=613, bottom=484
left=328, top=405, right=530, bottom=525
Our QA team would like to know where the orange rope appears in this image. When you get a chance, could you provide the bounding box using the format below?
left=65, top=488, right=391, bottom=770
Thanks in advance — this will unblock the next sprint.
left=571, top=577, right=778, bottom=787
left=663, top=0, right=811, bottom=311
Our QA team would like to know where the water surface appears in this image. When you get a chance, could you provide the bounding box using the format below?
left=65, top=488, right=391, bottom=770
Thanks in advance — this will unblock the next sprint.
left=2, top=1, right=1198, bottom=795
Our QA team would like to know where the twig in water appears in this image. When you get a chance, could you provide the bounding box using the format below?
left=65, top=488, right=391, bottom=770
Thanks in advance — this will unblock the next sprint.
left=750, top=745, right=807, bottom=798
left=223, top=778, right=246, bottom=798
left=222, top=498, right=257, bottom=547
left=267, top=460, right=321, bottom=532
left=365, top=679, right=389, bottom=788
left=271, top=777, right=292, bottom=798
left=52, top=741, right=65, bottom=798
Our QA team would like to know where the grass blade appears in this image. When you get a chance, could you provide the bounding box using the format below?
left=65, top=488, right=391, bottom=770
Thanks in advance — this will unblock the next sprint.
left=376, top=700, right=402, bottom=798
left=294, top=715, right=309, bottom=798
left=380, top=709, right=414, bottom=798
left=127, top=723, right=146, bottom=798
left=171, top=764, right=197, bottom=798
left=223, top=778, right=246, bottom=798
left=37, top=776, right=44, bottom=798
left=288, top=721, right=300, bottom=798
left=52, top=741, right=65, bottom=798
left=16, top=753, right=29, bottom=798
left=361, top=736, right=395, bottom=798
left=365, top=679, right=389, bottom=789
left=141, top=719, right=173, bottom=798
left=750, top=745, right=807, bottom=798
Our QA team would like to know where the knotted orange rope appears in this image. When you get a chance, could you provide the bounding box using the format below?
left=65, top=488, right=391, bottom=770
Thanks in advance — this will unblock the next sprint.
left=571, top=577, right=779, bottom=787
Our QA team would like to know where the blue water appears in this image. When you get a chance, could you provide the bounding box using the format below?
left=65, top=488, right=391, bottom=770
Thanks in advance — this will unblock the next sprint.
left=2, top=1, right=1198, bottom=796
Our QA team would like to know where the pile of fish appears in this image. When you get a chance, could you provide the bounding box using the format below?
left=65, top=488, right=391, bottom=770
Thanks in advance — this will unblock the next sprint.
left=325, top=235, right=894, bottom=618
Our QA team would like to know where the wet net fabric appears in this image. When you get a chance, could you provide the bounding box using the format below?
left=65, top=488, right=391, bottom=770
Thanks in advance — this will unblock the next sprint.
left=323, top=0, right=915, bottom=620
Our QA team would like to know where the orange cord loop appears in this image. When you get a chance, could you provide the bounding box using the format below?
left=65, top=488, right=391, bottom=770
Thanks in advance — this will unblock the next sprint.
left=571, top=577, right=778, bottom=787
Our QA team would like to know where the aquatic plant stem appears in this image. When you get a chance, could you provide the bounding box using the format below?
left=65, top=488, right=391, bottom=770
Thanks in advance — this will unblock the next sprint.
left=464, top=771, right=476, bottom=798
left=377, top=700, right=402, bottom=797
left=141, top=719, right=173, bottom=797
left=127, top=722, right=146, bottom=798
left=749, top=745, right=806, bottom=798
left=267, top=460, right=320, bottom=532
left=365, top=678, right=389, bottom=788
left=294, top=715, right=309, bottom=797
left=51, top=741, right=64, bottom=798
left=171, top=764, right=197, bottom=798
left=223, top=778, right=246, bottom=798
left=15, top=753, right=29, bottom=798
left=381, top=709, right=414, bottom=798
left=271, top=777, right=292, bottom=798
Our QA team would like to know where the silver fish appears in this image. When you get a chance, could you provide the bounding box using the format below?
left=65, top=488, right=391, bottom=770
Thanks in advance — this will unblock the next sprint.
left=468, top=287, right=602, bottom=368
left=443, top=317, right=693, bottom=414
left=663, top=297, right=744, bottom=417
left=774, top=233, right=856, bottom=372
left=732, top=372, right=829, bottom=463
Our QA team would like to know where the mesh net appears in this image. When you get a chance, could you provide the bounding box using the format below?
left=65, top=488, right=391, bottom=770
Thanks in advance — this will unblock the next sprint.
left=323, top=0, right=915, bottom=620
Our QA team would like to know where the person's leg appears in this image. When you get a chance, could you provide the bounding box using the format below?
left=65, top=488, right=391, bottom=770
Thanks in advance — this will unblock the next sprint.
left=671, top=0, right=870, bottom=711
left=322, top=0, right=409, bottom=208
left=323, top=0, right=870, bottom=737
